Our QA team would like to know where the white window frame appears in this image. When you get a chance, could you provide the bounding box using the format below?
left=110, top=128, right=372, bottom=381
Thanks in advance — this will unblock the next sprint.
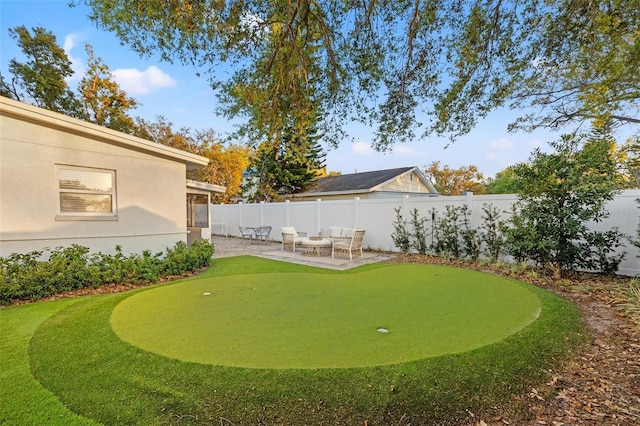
left=55, top=165, right=118, bottom=221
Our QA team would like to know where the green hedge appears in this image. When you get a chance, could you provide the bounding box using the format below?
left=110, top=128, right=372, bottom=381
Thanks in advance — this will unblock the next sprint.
left=0, top=240, right=213, bottom=305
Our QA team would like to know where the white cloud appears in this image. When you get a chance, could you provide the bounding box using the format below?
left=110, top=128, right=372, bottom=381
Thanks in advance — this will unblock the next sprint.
left=393, top=145, right=416, bottom=156
left=112, top=66, right=176, bottom=95
left=351, top=140, right=374, bottom=156
left=63, top=33, right=85, bottom=82
left=489, top=137, right=514, bottom=150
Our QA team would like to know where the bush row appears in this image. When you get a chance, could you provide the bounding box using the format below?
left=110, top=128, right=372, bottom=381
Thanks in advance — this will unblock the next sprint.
left=392, top=203, right=628, bottom=276
left=0, top=240, right=213, bottom=305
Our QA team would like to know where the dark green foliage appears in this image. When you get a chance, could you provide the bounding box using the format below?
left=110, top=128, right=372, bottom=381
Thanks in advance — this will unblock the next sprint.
left=481, top=203, right=505, bottom=262
left=504, top=133, right=624, bottom=277
left=581, top=229, right=626, bottom=275
left=410, top=208, right=429, bottom=254
left=0, top=240, right=214, bottom=304
left=392, top=205, right=492, bottom=261
left=433, top=205, right=463, bottom=258
left=1, top=26, right=83, bottom=118
left=80, top=0, right=639, bottom=149
left=391, top=207, right=411, bottom=253
left=160, top=240, right=213, bottom=276
left=245, top=122, right=326, bottom=202
left=460, top=205, right=481, bottom=260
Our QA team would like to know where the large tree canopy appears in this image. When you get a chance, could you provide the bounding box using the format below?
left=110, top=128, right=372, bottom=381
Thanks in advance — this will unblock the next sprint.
left=0, top=26, right=83, bottom=117
left=77, top=0, right=639, bottom=149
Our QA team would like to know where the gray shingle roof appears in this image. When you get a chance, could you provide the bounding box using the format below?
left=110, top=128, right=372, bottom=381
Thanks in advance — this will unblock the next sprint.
left=303, top=166, right=417, bottom=194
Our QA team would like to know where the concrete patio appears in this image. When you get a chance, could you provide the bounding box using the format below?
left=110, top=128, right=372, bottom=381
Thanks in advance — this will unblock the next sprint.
left=211, top=236, right=395, bottom=270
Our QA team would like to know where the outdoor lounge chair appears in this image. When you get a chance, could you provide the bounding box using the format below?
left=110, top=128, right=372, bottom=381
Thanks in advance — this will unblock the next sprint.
left=332, top=229, right=366, bottom=260
left=281, top=226, right=308, bottom=252
left=254, top=226, right=272, bottom=244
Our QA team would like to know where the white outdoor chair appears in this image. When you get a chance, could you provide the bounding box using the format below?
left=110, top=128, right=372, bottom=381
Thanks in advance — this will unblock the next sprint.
left=332, top=229, right=366, bottom=260
left=281, top=226, right=308, bottom=252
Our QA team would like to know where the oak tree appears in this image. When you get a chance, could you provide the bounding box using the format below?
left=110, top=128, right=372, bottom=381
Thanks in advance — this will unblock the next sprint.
left=0, top=26, right=83, bottom=117
left=79, top=45, right=138, bottom=133
left=78, top=0, right=639, bottom=149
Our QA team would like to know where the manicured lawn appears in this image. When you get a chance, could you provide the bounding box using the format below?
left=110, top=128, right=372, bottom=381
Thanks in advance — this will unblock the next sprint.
left=2, top=256, right=586, bottom=425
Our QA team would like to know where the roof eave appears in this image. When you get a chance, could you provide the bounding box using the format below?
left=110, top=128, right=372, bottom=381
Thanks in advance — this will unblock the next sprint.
left=186, top=179, right=226, bottom=194
left=0, top=96, right=209, bottom=169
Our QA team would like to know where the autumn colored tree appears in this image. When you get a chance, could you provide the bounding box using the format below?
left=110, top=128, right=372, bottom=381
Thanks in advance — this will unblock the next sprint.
left=617, top=136, right=640, bottom=189
left=78, top=45, right=137, bottom=133
left=133, top=116, right=197, bottom=152
left=187, top=129, right=251, bottom=202
left=0, top=26, right=83, bottom=118
left=423, top=161, right=486, bottom=196
left=79, top=0, right=639, bottom=150
left=134, top=118, right=249, bottom=201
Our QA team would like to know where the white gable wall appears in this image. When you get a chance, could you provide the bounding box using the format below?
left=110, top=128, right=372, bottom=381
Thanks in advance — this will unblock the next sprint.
left=1, top=105, right=193, bottom=257
left=378, top=171, right=432, bottom=193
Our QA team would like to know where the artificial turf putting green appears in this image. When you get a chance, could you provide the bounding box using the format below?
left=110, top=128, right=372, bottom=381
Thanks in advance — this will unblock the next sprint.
left=111, top=264, right=540, bottom=368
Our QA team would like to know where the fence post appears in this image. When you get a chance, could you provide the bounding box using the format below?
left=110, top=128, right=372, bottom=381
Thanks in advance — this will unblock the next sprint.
left=354, top=197, right=360, bottom=228
left=285, top=200, right=290, bottom=226
left=464, top=191, right=473, bottom=206
left=316, top=199, right=322, bottom=236
left=260, top=201, right=264, bottom=226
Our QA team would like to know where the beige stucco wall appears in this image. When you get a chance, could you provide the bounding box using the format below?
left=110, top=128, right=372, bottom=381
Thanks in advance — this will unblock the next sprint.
left=0, top=103, right=198, bottom=257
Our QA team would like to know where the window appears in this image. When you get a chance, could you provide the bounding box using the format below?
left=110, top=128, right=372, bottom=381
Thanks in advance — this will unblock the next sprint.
left=56, top=165, right=117, bottom=220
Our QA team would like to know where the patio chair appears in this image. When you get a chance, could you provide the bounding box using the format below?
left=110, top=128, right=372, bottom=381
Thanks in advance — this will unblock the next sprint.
left=332, top=229, right=366, bottom=260
left=254, top=226, right=272, bottom=244
left=281, top=226, right=308, bottom=252
left=239, top=226, right=255, bottom=244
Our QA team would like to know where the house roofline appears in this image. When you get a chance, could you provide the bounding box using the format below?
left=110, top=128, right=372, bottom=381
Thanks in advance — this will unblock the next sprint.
left=186, top=179, right=226, bottom=194
left=0, top=96, right=209, bottom=170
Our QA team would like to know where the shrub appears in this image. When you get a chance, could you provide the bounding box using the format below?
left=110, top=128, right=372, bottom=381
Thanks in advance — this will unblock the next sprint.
left=0, top=240, right=214, bottom=305
left=160, top=240, right=213, bottom=276
left=410, top=208, right=429, bottom=255
left=460, top=205, right=481, bottom=260
left=504, top=133, right=624, bottom=278
left=130, top=249, right=162, bottom=283
left=391, top=207, right=411, bottom=253
left=433, top=205, right=462, bottom=258
left=481, top=203, right=505, bottom=262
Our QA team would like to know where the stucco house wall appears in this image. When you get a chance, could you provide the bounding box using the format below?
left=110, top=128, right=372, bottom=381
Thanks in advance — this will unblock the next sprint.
left=0, top=97, right=210, bottom=257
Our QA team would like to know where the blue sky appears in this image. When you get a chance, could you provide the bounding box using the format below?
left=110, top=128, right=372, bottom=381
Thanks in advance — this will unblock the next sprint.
left=1, top=0, right=566, bottom=177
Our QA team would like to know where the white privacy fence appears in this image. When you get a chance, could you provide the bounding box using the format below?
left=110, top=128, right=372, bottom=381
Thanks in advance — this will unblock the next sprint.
left=211, top=190, right=640, bottom=276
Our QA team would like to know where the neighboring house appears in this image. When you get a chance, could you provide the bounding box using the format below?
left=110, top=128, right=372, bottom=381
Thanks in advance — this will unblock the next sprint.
left=0, top=97, right=225, bottom=257
left=291, top=166, right=439, bottom=201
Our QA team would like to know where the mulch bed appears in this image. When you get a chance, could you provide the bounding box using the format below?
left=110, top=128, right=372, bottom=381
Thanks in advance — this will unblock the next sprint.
left=389, top=254, right=640, bottom=426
